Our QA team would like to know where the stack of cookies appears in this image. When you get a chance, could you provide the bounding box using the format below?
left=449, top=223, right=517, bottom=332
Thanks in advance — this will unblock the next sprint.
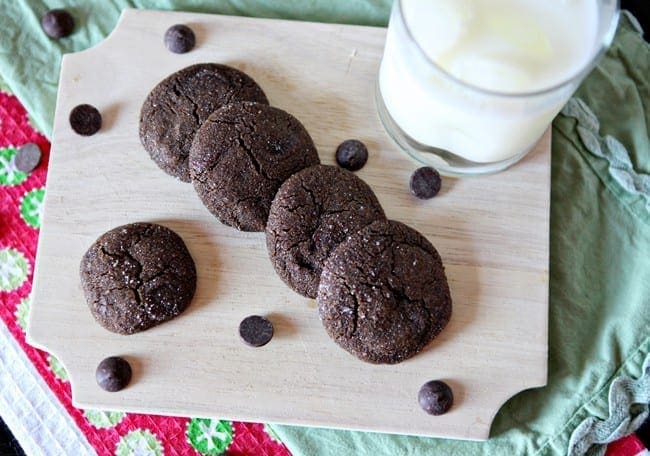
left=92, top=61, right=452, bottom=365
left=139, top=63, right=320, bottom=231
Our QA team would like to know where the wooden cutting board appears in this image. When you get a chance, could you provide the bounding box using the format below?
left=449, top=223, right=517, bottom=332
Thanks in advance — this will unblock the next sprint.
left=28, top=9, right=549, bottom=441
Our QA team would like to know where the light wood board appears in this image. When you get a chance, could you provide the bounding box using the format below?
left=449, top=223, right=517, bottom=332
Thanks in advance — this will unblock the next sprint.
left=28, top=9, right=550, bottom=440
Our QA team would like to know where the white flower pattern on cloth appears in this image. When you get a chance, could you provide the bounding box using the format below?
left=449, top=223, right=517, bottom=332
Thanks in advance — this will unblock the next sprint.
left=15, top=294, right=30, bottom=332
left=20, top=187, right=45, bottom=229
left=0, top=248, right=30, bottom=291
left=115, top=429, right=163, bottom=456
left=186, top=418, right=234, bottom=455
left=0, top=147, right=28, bottom=186
left=48, top=355, right=69, bottom=382
left=83, top=409, right=125, bottom=429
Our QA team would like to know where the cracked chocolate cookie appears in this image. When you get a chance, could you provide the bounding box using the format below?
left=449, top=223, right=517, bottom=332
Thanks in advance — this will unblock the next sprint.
left=317, top=219, right=451, bottom=364
left=266, top=165, right=385, bottom=298
left=80, top=222, right=196, bottom=335
left=189, top=102, right=320, bottom=232
left=140, top=63, right=269, bottom=182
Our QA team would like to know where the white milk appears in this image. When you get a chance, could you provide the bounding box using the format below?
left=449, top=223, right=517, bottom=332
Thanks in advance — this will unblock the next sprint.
left=378, top=0, right=599, bottom=163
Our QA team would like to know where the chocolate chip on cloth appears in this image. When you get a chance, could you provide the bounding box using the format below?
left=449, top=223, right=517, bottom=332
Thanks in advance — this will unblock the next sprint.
left=80, top=222, right=196, bottom=335
left=318, top=219, right=451, bottom=364
left=41, top=9, right=74, bottom=39
left=14, top=143, right=42, bottom=173
left=140, top=63, right=269, bottom=182
left=69, top=104, right=102, bottom=136
left=96, top=356, right=132, bottom=392
left=190, top=102, right=320, bottom=232
left=266, top=165, right=385, bottom=298
left=164, top=24, right=195, bottom=53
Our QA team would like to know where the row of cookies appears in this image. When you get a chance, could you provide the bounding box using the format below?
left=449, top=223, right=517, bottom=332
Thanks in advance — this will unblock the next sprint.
left=135, top=62, right=452, bottom=366
left=72, top=27, right=452, bottom=402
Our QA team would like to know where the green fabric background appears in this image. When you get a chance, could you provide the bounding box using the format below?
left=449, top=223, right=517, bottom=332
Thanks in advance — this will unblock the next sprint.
left=0, top=2, right=647, bottom=455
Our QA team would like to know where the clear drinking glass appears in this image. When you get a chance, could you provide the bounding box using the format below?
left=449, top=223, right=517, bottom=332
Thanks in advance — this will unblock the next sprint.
left=377, top=0, right=620, bottom=175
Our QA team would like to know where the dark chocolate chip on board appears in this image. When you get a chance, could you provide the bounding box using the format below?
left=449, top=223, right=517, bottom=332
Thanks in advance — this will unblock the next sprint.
left=239, top=315, right=274, bottom=347
left=96, top=356, right=132, bottom=392
left=69, top=104, right=102, bottom=136
left=42, top=9, right=75, bottom=39
left=164, top=24, right=196, bottom=53
left=410, top=166, right=442, bottom=199
left=418, top=380, right=453, bottom=415
left=336, top=139, right=368, bottom=172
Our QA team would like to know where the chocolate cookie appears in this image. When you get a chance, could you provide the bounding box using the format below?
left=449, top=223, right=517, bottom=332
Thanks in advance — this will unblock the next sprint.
left=266, top=165, right=385, bottom=298
left=80, top=222, right=196, bottom=335
left=317, top=220, right=451, bottom=364
left=140, top=63, right=269, bottom=182
left=189, top=102, right=320, bottom=232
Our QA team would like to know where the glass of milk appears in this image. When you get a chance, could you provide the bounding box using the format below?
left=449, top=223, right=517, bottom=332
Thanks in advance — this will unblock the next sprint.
left=377, top=0, right=619, bottom=175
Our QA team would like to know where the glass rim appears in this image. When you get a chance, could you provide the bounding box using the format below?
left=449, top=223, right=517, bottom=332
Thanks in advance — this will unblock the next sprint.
left=395, top=0, right=621, bottom=98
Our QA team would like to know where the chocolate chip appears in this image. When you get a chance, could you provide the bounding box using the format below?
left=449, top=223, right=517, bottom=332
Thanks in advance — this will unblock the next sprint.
left=239, top=315, right=274, bottom=347
left=409, top=167, right=441, bottom=199
left=14, top=143, right=42, bottom=173
left=69, top=104, right=102, bottom=136
left=41, top=9, right=74, bottom=39
left=418, top=380, right=453, bottom=415
left=164, top=24, right=196, bottom=54
left=96, top=357, right=132, bottom=392
left=336, top=139, right=368, bottom=172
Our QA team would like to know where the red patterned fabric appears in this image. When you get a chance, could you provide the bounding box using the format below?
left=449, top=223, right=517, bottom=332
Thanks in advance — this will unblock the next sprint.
left=0, top=88, right=291, bottom=456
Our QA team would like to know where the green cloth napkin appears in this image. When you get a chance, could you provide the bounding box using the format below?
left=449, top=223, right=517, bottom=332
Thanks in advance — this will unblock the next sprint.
left=1, top=2, right=648, bottom=455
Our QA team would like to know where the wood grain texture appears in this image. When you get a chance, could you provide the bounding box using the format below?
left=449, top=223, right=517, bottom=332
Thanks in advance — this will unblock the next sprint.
left=27, top=9, right=550, bottom=440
